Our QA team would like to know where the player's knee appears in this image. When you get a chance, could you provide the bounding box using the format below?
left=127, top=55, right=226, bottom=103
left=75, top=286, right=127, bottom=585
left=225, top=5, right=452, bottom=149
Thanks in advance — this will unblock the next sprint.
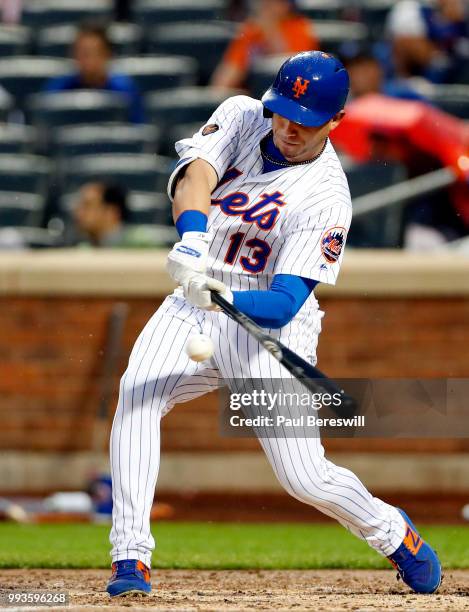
left=279, top=459, right=334, bottom=506
left=118, top=369, right=133, bottom=397
left=117, top=368, right=147, bottom=406
left=284, top=479, right=336, bottom=509
left=117, top=367, right=170, bottom=418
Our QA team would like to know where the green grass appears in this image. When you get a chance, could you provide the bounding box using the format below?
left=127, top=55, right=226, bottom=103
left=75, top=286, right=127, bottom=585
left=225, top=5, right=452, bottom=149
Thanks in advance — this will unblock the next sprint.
left=0, top=522, right=468, bottom=569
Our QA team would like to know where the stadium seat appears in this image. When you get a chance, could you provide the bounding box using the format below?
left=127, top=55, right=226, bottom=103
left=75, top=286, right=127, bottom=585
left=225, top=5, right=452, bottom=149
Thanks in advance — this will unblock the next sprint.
left=361, top=0, right=395, bottom=40
left=346, top=161, right=407, bottom=248
left=0, top=57, right=72, bottom=109
left=0, top=154, right=51, bottom=195
left=0, top=226, right=63, bottom=248
left=54, top=124, right=160, bottom=157
left=454, top=63, right=469, bottom=85
left=0, top=25, right=31, bottom=56
left=0, top=124, right=37, bottom=154
left=60, top=190, right=171, bottom=225
left=111, top=56, right=197, bottom=94
left=36, top=23, right=143, bottom=58
left=127, top=191, right=172, bottom=225
left=346, top=161, right=406, bottom=198
left=108, top=23, right=144, bottom=57
left=146, top=87, right=236, bottom=153
left=146, top=22, right=236, bottom=84
left=427, top=85, right=469, bottom=120
left=132, top=0, right=225, bottom=25
left=348, top=208, right=405, bottom=249
left=296, top=0, right=345, bottom=20
left=27, top=91, right=129, bottom=130
left=168, top=122, right=205, bottom=147
left=313, top=21, right=368, bottom=54
left=124, top=223, right=178, bottom=246
left=60, top=153, right=173, bottom=194
left=22, top=0, right=113, bottom=28
left=0, top=191, right=45, bottom=226
left=166, top=122, right=210, bottom=157
left=247, top=55, right=291, bottom=99
left=0, top=90, right=13, bottom=122
left=146, top=86, right=235, bottom=126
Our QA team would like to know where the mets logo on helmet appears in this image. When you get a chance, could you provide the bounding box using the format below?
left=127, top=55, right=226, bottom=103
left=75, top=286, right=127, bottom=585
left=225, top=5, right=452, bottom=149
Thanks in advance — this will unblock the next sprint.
left=292, top=76, right=310, bottom=98
left=321, top=227, right=346, bottom=263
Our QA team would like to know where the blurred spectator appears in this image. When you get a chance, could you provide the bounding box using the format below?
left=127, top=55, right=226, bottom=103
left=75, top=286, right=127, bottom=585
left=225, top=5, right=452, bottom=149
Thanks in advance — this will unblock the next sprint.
left=211, top=0, right=318, bottom=89
left=74, top=182, right=130, bottom=247
left=1, top=0, right=22, bottom=24
left=342, top=51, right=427, bottom=101
left=44, top=23, right=145, bottom=124
left=73, top=182, right=165, bottom=248
left=226, top=0, right=250, bottom=21
left=387, top=0, right=469, bottom=83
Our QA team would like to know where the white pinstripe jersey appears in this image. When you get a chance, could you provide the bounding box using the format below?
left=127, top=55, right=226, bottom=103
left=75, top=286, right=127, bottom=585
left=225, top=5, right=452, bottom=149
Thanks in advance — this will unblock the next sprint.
left=168, top=95, right=352, bottom=299
left=110, top=102, right=406, bottom=570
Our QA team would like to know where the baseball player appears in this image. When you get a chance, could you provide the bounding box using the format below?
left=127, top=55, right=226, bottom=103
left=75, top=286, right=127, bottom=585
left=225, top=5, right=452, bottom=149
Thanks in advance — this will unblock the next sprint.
left=106, top=51, right=441, bottom=597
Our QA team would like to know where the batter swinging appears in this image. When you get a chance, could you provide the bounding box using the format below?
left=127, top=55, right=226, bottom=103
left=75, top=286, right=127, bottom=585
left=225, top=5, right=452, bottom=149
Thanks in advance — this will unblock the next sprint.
left=106, top=52, right=442, bottom=597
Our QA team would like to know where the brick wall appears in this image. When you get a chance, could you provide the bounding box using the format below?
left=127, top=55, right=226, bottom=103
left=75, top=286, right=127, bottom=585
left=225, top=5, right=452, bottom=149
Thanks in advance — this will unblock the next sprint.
left=1, top=295, right=468, bottom=454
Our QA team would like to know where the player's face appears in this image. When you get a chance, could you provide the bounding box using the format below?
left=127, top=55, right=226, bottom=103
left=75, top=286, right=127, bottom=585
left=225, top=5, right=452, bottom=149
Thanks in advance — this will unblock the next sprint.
left=272, top=112, right=344, bottom=163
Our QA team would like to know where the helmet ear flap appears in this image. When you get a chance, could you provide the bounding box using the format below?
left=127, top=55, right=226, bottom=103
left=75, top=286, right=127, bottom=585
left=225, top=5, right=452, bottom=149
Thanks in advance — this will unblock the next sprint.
left=263, top=106, right=273, bottom=119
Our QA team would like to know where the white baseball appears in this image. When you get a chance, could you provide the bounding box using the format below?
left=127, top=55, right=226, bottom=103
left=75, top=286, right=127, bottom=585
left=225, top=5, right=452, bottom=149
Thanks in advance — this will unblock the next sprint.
left=185, top=334, right=214, bottom=362
left=462, top=504, right=469, bottom=521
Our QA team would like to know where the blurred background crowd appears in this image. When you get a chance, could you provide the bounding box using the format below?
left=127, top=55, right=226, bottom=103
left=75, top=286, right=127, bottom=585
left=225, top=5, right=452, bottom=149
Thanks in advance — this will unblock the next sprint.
left=0, top=0, right=467, bottom=251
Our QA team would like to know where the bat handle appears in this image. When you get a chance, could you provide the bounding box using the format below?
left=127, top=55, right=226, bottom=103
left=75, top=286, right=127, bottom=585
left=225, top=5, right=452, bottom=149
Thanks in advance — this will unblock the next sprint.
left=210, top=290, right=225, bottom=305
left=210, top=289, right=232, bottom=312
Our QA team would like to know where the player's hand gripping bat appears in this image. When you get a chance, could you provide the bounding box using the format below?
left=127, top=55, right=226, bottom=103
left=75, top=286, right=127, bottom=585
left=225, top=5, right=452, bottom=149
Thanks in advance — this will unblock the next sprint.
left=210, top=291, right=357, bottom=418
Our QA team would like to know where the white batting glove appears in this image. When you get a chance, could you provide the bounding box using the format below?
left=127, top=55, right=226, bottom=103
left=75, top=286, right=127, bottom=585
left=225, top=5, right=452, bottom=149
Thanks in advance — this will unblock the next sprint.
left=166, top=231, right=212, bottom=286
left=184, top=274, right=233, bottom=311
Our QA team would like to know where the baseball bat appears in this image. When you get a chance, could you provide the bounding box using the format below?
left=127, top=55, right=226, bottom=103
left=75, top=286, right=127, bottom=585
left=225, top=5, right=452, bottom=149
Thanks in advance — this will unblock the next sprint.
left=210, top=291, right=357, bottom=418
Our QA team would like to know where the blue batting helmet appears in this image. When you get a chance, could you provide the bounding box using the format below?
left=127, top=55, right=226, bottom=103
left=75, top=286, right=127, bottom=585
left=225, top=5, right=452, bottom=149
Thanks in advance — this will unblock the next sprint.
left=262, top=51, right=350, bottom=127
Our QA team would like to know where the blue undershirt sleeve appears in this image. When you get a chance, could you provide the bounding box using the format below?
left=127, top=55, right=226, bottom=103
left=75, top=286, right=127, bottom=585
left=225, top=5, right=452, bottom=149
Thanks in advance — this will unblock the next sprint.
left=232, top=274, right=318, bottom=329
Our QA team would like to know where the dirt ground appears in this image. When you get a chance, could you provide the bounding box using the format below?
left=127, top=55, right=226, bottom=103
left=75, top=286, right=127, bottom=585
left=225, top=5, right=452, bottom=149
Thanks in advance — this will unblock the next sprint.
left=1, top=569, right=469, bottom=611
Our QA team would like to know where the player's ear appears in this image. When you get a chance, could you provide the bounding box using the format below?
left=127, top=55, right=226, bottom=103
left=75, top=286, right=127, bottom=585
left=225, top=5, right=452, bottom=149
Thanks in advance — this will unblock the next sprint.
left=329, top=110, right=345, bottom=131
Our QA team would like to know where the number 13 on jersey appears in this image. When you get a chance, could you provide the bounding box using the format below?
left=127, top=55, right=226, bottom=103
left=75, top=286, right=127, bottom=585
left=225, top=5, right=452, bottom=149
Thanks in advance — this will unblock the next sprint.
left=224, top=232, right=272, bottom=273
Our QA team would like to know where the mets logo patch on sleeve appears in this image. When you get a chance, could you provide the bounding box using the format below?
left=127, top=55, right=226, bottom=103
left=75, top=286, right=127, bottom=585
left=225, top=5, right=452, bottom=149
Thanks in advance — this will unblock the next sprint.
left=202, top=124, right=220, bottom=136
left=320, top=227, right=346, bottom=263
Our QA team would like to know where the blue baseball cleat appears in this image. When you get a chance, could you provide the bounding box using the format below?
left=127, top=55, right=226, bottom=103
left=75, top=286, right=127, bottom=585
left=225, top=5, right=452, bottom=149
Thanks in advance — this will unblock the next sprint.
left=387, top=509, right=442, bottom=594
left=106, top=560, right=152, bottom=597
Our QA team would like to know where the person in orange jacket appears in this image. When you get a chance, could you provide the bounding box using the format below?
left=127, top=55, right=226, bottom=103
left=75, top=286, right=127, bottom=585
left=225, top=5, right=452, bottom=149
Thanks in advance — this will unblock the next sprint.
left=211, top=0, right=318, bottom=90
